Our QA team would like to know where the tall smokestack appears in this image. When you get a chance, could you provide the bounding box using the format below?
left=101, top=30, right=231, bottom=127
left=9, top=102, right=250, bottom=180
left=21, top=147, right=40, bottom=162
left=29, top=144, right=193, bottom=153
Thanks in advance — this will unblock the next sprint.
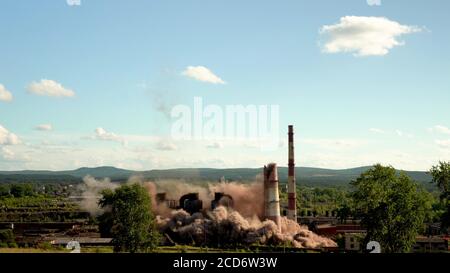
left=287, top=125, right=297, bottom=221
left=264, top=163, right=281, bottom=230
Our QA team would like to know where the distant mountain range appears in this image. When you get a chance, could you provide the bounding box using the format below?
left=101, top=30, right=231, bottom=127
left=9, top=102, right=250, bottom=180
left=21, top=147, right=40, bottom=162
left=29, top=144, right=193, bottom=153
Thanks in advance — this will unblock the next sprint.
left=0, top=166, right=434, bottom=189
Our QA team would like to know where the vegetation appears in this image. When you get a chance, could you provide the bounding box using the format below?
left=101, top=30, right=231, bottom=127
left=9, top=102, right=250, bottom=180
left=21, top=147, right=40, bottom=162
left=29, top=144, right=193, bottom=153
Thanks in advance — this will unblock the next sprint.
left=0, top=229, right=15, bottom=247
left=280, top=185, right=351, bottom=217
left=98, top=183, right=161, bottom=253
left=0, top=163, right=448, bottom=253
left=297, top=186, right=350, bottom=216
left=0, top=183, right=86, bottom=222
left=351, top=164, right=432, bottom=253
left=0, top=165, right=434, bottom=188
left=430, top=161, right=450, bottom=231
left=0, top=183, right=74, bottom=198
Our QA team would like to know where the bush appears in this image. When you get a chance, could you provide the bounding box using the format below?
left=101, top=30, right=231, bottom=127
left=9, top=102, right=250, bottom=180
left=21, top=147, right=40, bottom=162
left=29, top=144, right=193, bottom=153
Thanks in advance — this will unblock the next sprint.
left=37, top=241, right=53, bottom=250
left=0, top=229, right=15, bottom=244
left=7, top=242, right=18, bottom=248
left=10, top=184, right=35, bottom=198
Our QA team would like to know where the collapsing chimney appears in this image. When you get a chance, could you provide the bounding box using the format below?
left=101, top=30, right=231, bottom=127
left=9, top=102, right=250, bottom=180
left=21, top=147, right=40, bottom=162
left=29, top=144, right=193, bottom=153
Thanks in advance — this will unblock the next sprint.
left=264, top=163, right=281, bottom=230
left=287, top=125, right=297, bottom=221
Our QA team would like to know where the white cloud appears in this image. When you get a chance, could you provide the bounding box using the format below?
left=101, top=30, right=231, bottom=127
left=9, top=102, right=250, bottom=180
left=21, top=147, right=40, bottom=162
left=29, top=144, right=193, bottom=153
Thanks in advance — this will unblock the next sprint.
left=0, top=84, right=13, bottom=102
left=206, top=142, right=223, bottom=149
left=182, top=66, right=226, bottom=84
left=27, top=79, right=75, bottom=97
left=66, top=0, right=81, bottom=6
left=301, top=138, right=367, bottom=149
left=34, top=124, right=53, bottom=131
left=0, top=146, right=31, bottom=163
left=369, top=128, right=414, bottom=137
left=367, top=0, right=381, bottom=6
left=0, top=125, right=20, bottom=145
left=429, top=125, right=450, bottom=135
left=320, top=16, right=422, bottom=56
left=1, top=147, right=15, bottom=160
left=369, top=128, right=385, bottom=134
left=85, top=128, right=126, bottom=146
left=156, top=140, right=178, bottom=151
left=395, top=130, right=414, bottom=138
left=95, top=128, right=125, bottom=144
left=435, top=140, right=450, bottom=149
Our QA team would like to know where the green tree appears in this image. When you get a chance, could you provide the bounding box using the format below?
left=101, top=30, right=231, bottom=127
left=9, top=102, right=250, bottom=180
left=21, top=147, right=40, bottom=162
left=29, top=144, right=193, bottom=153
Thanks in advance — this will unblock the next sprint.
left=10, top=184, right=34, bottom=197
left=0, top=185, right=10, bottom=198
left=430, top=161, right=450, bottom=199
left=336, top=205, right=352, bottom=224
left=351, top=164, right=431, bottom=253
left=430, top=161, right=450, bottom=230
left=98, top=183, right=160, bottom=253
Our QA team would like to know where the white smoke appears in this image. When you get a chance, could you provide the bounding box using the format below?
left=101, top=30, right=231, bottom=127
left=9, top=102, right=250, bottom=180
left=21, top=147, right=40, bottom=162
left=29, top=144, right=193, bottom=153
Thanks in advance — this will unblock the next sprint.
left=77, top=175, right=119, bottom=215
left=157, top=206, right=337, bottom=249
left=77, top=175, right=337, bottom=249
left=148, top=179, right=336, bottom=249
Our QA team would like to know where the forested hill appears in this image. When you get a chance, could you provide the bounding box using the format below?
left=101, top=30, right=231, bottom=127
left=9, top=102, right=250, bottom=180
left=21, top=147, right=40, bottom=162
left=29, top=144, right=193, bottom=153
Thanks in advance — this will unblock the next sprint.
left=0, top=166, right=433, bottom=189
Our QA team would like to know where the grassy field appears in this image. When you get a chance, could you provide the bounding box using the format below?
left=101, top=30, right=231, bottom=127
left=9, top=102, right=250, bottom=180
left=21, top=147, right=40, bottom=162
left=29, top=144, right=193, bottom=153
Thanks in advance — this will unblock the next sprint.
left=0, top=246, right=114, bottom=253
left=0, top=245, right=253, bottom=253
left=0, top=245, right=321, bottom=253
left=0, top=248, right=69, bottom=253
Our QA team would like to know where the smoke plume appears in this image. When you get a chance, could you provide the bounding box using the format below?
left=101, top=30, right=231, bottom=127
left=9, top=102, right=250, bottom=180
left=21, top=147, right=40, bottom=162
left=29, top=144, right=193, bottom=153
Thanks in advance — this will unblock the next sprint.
left=148, top=178, right=336, bottom=249
left=77, top=175, right=119, bottom=216
left=157, top=206, right=336, bottom=249
left=77, top=175, right=336, bottom=249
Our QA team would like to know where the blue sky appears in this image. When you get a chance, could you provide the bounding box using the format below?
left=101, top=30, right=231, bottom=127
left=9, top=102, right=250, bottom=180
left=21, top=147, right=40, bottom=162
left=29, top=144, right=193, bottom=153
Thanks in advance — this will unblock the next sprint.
left=0, top=0, right=449, bottom=171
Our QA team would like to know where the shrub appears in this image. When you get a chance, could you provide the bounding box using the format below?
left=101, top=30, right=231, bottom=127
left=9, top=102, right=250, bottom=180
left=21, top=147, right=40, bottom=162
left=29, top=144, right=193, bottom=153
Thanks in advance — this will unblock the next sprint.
left=7, top=242, right=18, bottom=248
left=0, top=229, right=15, bottom=244
left=37, top=241, right=53, bottom=250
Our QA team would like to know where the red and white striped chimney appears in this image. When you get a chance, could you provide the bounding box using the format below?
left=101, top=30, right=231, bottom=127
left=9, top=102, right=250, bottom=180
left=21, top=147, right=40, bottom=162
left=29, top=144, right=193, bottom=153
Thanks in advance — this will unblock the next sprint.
left=287, top=125, right=297, bottom=221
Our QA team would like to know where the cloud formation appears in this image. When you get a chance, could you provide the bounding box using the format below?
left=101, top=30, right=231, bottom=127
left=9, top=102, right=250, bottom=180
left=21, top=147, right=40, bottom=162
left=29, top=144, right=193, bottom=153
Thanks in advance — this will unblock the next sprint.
left=1, top=147, right=15, bottom=160
left=182, top=66, right=226, bottom=84
left=0, top=125, right=20, bottom=145
left=35, top=124, right=53, bottom=131
left=0, top=84, right=13, bottom=102
left=320, top=16, right=421, bottom=56
left=86, top=128, right=126, bottom=146
left=395, top=130, right=414, bottom=138
left=429, top=125, right=450, bottom=135
left=206, top=142, right=223, bottom=149
left=367, top=0, right=381, bottom=6
left=156, top=140, right=178, bottom=151
left=435, top=140, right=450, bottom=149
left=301, top=138, right=366, bottom=149
left=27, top=79, right=75, bottom=97
left=369, top=128, right=385, bottom=134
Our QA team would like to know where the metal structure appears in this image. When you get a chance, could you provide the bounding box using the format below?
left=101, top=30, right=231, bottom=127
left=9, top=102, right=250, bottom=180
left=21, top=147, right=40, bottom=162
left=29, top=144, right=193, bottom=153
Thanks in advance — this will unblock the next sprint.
left=211, top=192, right=234, bottom=210
left=179, top=193, right=203, bottom=214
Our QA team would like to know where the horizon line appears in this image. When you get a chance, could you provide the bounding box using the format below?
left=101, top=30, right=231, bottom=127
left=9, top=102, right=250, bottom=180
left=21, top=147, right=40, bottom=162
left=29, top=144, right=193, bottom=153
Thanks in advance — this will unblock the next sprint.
left=0, top=164, right=430, bottom=173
